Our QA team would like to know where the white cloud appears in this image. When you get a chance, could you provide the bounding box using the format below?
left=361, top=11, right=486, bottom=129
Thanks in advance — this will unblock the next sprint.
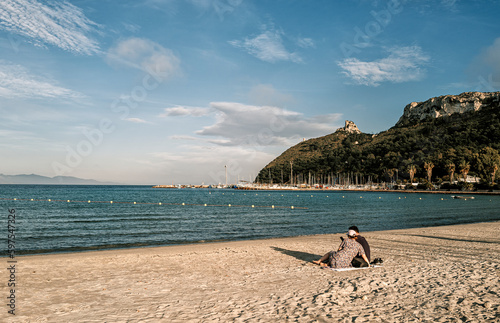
left=189, top=102, right=342, bottom=146
left=160, top=106, right=212, bottom=117
left=229, top=28, right=302, bottom=63
left=160, top=102, right=342, bottom=147
left=107, top=37, right=180, bottom=80
left=0, top=61, right=82, bottom=99
left=337, top=46, right=430, bottom=86
left=0, top=0, right=100, bottom=55
left=297, top=37, right=315, bottom=49
left=149, top=144, right=275, bottom=184
left=169, top=135, right=199, bottom=141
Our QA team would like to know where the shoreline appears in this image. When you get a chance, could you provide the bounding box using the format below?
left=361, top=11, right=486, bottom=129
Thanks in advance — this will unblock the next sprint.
left=2, top=221, right=499, bottom=321
left=151, top=184, right=500, bottom=195
left=2, top=183, right=499, bottom=195
left=235, top=187, right=500, bottom=195
left=8, top=217, right=500, bottom=258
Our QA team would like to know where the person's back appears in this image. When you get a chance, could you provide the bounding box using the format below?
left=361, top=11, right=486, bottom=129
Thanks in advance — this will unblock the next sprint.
left=356, top=235, right=370, bottom=261
left=349, top=226, right=370, bottom=267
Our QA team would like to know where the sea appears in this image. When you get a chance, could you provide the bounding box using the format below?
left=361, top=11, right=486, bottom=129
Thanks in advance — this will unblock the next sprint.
left=1, top=185, right=499, bottom=255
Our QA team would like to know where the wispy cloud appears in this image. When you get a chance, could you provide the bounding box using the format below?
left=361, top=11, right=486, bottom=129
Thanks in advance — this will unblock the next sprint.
left=229, top=28, right=302, bottom=63
left=160, top=105, right=211, bottom=117
left=107, top=37, right=181, bottom=80
left=0, top=0, right=100, bottom=55
left=151, top=100, right=341, bottom=182
left=0, top=129, right=57, bottom=152
left=122, top=22, right=141, bottom=33
left=125, top=118, right=151, bottom=124
left=468, top=37, right=500, bottom=90
left=148, top=144, right=274, bottom=184
left=337, top=46, right=430, bottom=86
left=0, top=61, right=83, bottom=99
left=441, top=0, right=458, bottom=11
left=297, top=37, right=315, bottom=49
left=144, top=0, right=243, bottom=21
left=164, top=102, right=342, bottom=146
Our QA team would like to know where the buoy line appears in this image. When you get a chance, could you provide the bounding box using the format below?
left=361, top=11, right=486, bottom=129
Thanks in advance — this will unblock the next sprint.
left=0, top=198, right=306, bottom=209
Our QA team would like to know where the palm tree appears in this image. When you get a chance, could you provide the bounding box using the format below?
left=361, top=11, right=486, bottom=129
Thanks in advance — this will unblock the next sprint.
left=490, top=164, right=498, bottom=185
left=386, top=169, right=394, bottom=184
left=476, top=147, right=500, bottom=185
left=408, top=164, right=416, bottom=184
left=446, top=162, right=455, bottom=182
left=459, top=160, right=470, bottom=182
left=424, top=161, right=434, bottom=183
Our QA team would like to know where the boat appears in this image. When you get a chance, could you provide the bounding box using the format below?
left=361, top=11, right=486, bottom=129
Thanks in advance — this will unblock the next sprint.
left=451, top=195, right=475, bottom=200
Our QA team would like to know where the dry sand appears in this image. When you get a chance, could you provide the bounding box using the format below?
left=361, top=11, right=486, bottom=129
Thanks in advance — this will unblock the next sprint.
left=2, top=222, right=499, bottom=322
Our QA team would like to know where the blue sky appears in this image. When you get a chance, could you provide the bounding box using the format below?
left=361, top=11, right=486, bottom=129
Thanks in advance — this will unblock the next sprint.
left=0, top=0, right=499, bottom=185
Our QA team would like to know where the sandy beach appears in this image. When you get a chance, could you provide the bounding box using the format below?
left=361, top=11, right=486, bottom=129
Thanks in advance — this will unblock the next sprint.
left=2, top=222, right=499, bottom=322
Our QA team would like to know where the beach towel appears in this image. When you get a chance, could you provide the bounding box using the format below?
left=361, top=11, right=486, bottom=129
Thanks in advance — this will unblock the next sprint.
left=330, top=264, right=383, bottom=272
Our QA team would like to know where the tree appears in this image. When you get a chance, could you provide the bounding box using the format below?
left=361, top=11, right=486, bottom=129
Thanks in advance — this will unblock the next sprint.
left=424, top=161, right=434, bottom=183
left=254, top=98, right=500, bottom=186
left=475, top=147, right=500, bottom=185
left=492, top=164, right=499, bottom=185
left=385, top=168, right=395, bottom=184
left=446, top=162, right=456, bottom=182
left=459, top=160, right=470, bottom=182
left=408, top=164, right=417, bottom=184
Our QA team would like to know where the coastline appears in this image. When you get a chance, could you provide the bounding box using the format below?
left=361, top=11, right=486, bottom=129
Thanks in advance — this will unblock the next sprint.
left=3, top=185, right=500, bottom=258
left=150, top=184, right=500, bottom=195
left=235, top=187, right=500, bottom=195
left=2, top=221, right=499, bottom=322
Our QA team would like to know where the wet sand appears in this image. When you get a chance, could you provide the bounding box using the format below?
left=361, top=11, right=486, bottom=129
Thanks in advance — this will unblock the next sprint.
left=2, top=221, right=499, bottom=322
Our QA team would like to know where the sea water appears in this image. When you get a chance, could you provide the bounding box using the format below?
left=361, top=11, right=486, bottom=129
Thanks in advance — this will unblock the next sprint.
left=1, top=185, right=499, bottom=255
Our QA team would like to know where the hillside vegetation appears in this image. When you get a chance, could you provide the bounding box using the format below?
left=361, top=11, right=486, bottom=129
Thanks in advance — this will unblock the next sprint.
left=256, top=93, right=500, bottom=190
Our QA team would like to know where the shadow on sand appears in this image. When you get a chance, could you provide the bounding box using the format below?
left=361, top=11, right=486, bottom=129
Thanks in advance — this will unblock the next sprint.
left=271, top=246, right=322, bottom=263
left=404, top=234, right=500, bottom=245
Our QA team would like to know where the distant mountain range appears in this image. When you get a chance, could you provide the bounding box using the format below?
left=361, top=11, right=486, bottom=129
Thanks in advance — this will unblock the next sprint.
left=0, top=174, right=118, bottom=185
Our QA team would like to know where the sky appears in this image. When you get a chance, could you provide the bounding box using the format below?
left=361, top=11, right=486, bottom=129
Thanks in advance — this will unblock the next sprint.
left=0, top=0, right=499, bottom=185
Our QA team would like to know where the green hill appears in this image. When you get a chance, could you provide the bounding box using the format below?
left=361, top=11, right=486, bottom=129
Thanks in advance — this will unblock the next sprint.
left=255, top=92, right=500, bottom=189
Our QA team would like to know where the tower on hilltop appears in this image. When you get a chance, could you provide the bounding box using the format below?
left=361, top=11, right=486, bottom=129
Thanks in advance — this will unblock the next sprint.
left=338, top=120, right=361, bottom=134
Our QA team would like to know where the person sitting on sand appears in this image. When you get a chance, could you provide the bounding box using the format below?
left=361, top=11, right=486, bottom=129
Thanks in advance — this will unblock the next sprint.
left=313, top=229, right=370, bottom=269
left=349, top=226, right=370, bottom=268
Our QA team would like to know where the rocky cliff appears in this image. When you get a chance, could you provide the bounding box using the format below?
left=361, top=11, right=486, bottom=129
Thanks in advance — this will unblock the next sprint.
left=396, top=91, right=500, bottom=127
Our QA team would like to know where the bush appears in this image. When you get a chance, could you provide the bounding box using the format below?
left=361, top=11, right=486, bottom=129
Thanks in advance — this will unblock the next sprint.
left=416, top=181, right=435, bottom=190
left=405, top=184, right=416, bottom=190
left=458, top=182, right=474, bottom=191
